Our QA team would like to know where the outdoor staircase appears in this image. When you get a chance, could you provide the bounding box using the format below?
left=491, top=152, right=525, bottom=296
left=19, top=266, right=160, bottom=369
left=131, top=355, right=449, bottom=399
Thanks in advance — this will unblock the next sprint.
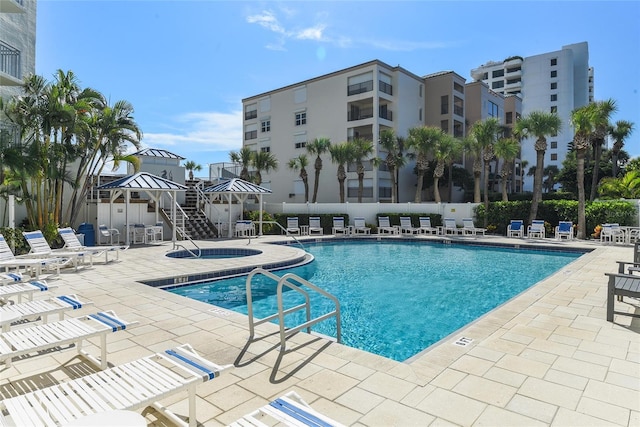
left=177, top=179, right=219, bottom=239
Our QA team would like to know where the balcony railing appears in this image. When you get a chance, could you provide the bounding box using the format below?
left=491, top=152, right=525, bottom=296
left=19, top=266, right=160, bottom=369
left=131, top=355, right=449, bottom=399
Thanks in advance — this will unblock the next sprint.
left=348, top=108, right=373, bottom=121
left=379, top=109, right=393, bottom=121
left=379, top=80, right=393, bottom=95
left=244, top=110, right=257, bottom=120
left=453, top=106, right=463, bottom=116
left=347, top=134, right=373, bottom=142
left=0, top=42, right=21, bottom=80
left=347, top=80, right=373, bottom=96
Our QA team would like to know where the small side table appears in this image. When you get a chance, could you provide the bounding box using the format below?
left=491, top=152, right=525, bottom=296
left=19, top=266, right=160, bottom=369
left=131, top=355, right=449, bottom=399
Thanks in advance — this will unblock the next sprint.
left=300, top=225, right=309, bottom=236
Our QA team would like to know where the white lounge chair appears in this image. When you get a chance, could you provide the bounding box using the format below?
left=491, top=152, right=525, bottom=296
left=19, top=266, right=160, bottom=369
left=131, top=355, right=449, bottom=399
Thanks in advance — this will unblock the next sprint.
left=22, top=230, right=93, bottom=270
left=58, top=227, right=128, bottom=263
left=286, top=217, right=301, bottom=235
left=0, top=234, right=66, bottom=278
left=462, top=218, right=486, bottom=236
left=0, top=294, right=92, bottom=331
left=353, top=217, right=370, bottom=234
left=0, top=272, right=30, bottom=285
left=332, top=217, right=349, bottom=235
left=527, top=220, right=546, bottom=239
left=507, top=220, right=524, bottom=238
left=442, top=218, right=460, bottom=235
left=378, top=216, right=398, bottom=234
left=0, top=343, right=232, bottom=427
left=98, top=224, right=121, bottom=245
left=601, top=223, right=625, bottom=244
left=555, top=221, right=574, bottom=240
left=231, top=390, right=345, bottom=427
left=235, top=220, right=255, bottom=238
left=0, top=310, right=136, bottom=369
left=418, top=217, right=437, bottom=235
left=0, top=280, right=57, bottom=304
left=400, top=216, right=419, bottom=235
left=308, top=216, right=324, bottom=235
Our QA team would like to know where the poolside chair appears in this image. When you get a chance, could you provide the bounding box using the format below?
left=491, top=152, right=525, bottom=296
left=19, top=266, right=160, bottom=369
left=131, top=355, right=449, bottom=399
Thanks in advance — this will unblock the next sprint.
left=231, top=390, right=345, bottom=427
left=235, top=220, right=255, bottom=238
left=353, top=217, right=370, bottom=234
left=0, top=310, right=136, bottom=369
left=58, top=227, right=128, bottom=263
left=0, top=272, right=30, bottom=285
left=527, top=220, right=546, bottom=239
left=378, top=216, right=398, bottom=234
left=0, top=280, right=57, bottom=304
left=98, top=224, right=121, bottom=245
left=332, top=216, right=349, bottom=235
left=555, top=221, right=574, bottom=240
left=605, top=272, right=640, bottom=322
left=0, top=343, right=232, bottom=427
left=601, top=223, right=625, bottom=244
left=22, top=230, right=93, bottom=270
left=0, top=234, right=66, bottom=278
left=442, top=218, right=460, bottom=235
left=286, top=217, right=301, bottom=235
left=400, top=216, right=419, bottom=235
left=0, top=294, right=93, bottom=331
left=507, top=220, right=524, bottom=238
left=418, top=216, right=437, bottom=235
left=308, top=216, right=324, bottom=235
left=462, top=218, right=486, bottom=236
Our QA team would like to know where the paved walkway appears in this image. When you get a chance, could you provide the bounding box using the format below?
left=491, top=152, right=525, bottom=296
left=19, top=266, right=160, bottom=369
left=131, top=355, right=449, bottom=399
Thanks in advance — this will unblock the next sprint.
left=1, top=235, right=638, bottom=426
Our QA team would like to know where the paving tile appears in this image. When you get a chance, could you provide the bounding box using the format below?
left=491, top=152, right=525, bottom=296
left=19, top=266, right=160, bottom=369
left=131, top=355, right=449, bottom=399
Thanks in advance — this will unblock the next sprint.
left=473, top=405, right=547, bottom=426
left=359, top=398, right=435, bottom=426
left=335, top=387, right=385, bottom=414
left=358, top=371, right=416, bottom=400
left=551, top=356, right=608, bottom=381
left=296, top=369, right=359, bottom=400
left=552, top=407, right=621, bottom=426
left=518, top=377, right=582, bottom=409
left=505, top=394, right=557, bottom=424
left=415, top=388, right=486, bottom=425
left=583, top=380, right=640, bottom=411
left=495, top=354, right=550, bottom=378
left=448, top=355, right=494, bottom=376
left=429, top=368, right=467, bottom=390
left=452, top=375, right=517, bottom=407
left=577, top=396, right=631, bottom=426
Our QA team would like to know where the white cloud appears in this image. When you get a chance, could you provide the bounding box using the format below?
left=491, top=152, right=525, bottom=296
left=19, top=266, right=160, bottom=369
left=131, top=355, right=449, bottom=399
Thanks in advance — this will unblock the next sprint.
left=141, top=110, right=243, bottom=153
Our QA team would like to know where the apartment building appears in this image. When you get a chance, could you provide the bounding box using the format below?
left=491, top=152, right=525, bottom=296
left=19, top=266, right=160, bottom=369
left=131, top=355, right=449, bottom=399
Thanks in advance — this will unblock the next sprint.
left=241, top=60, right=425, bottom=203
left=0, top=0, right=37, bottom=144
left=470, top=42, right=593, bottom=191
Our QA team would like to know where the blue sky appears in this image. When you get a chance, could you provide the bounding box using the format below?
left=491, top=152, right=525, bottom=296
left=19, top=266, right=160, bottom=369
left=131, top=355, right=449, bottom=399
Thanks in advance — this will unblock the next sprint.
left=36, top=1, right=640, bottom=176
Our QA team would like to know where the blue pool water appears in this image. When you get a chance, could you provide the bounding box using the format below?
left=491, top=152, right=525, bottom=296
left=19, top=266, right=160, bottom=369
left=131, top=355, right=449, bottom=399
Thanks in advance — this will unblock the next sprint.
left=170, top=241, right=582, bottom=361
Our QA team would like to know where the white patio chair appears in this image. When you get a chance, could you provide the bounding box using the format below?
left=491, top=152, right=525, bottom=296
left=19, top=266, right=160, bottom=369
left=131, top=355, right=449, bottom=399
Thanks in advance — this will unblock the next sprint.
left=418, top=217, right=437, bottom=235
left=527, top=220, right=546, bottom=239
left=378, top=216, right=398, bottom=234
left=23, top=230, right=93, bottom=270
left=555, top=221, right=574, bottom=240
left=442, top=218, right=460, bottom=235
left=400, top=216, right=419, bottom=235
left=286, top=217, right=301, bottom=235
left=331, top=217, right=349, bottom=235
left=353, top=217, right=370, bottom=234
left=0, top=234, right=67, bottom=278
left=308, top=216, right=324, bottom=235
left=507, top=220, right=524, bottom=238
left=98, top=224, right=121, bottom=245
left=462, top=218, right=486, bottom=236
left=59, top=227, right=128, bottom=263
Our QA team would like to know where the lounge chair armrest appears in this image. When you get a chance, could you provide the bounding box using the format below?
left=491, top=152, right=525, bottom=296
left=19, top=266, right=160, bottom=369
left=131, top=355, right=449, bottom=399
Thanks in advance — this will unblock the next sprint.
left=616, top=261, right=640, bottom=273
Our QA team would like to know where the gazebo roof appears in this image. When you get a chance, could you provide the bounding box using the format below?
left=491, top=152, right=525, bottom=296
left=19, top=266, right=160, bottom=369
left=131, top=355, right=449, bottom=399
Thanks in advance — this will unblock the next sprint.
left=97, top=172, right=187, bottom=191
left=203, top=178, right=272, bottom=195
left=132, top=148, right=185, bottom=160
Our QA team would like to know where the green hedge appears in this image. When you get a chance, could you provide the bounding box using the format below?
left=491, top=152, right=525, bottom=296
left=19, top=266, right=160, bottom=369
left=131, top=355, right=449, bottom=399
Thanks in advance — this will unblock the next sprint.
left=475, top=200, right=636, bottom=237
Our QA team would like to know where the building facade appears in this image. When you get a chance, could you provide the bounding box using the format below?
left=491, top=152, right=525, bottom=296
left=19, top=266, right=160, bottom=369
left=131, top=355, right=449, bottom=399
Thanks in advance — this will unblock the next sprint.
left=470, top=42, right=593, bottom=191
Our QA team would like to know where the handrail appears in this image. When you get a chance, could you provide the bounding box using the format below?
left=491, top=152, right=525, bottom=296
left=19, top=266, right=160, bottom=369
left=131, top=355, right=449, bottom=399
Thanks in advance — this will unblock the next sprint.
left=261, top=220, right=305, bottom=250
left=173, top=241, right=201, bottom=258
left=194, top=182, right=225, bottom=237
left=246, top=268, right=341, bottom=351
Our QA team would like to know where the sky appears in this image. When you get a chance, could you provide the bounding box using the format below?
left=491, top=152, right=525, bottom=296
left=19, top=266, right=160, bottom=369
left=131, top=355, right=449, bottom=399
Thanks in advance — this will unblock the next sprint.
left=36, top=1, right=640, bottom=177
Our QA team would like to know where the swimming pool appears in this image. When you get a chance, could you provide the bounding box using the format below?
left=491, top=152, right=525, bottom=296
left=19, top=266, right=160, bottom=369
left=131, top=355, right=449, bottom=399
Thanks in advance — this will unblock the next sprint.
left=169, top=240, right=583, bottom=361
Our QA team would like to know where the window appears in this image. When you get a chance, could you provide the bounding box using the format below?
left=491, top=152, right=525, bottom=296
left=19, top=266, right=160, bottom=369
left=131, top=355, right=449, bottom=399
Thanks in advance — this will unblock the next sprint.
left=441, top=95, right=449, bottom=114
left=379, top=73, right=393, bottom=95
left=453, top=120, right=463, bottom=138
left=506, top=78, right=520, bottom=85
left=419, top=108, right=423, bottom=122
left=419, top=85, right=423, bottom=97
left=492, top=81, right=504, bottom=89
left=492, top=69, right=504, bottom=78
left=488, top=101, right=499, bottom=118
left=294, top=87, right=307, bottom=103
left=244, top=124, right=257, bottom=140
left=506, top=66, right=521, bottom=73
left=550, top=94, right=557, bottom=102
left=550, top=70, right=557, bottom=78
left=453, top=96, right=464, bottom=116
left=550, top=58, right=557, bottom=66
left=294, top=141, right=307, bottom=149
left=506, top=112, right=513, bottom=124
left=482, top=72, right=488, bottom=80
left=295, top=111, right=306, bottom=126
left=260, top=146, right=270, bottom=153
left=454, top=82, right=464, bottom=93
left=550, top=141, right=558, bottom=149
left=440, top=120, right=449, bottom=132
left=550, top=153, right=557, bottom=161
left=245, top=103, right=257, bottom=120
left=347, top=178, right=373, bottom=198
left=261, top=120, right=270, bottom=133
left=550, top=82, right=557, bottom=90
left=550, top=106, right=557, bottom=113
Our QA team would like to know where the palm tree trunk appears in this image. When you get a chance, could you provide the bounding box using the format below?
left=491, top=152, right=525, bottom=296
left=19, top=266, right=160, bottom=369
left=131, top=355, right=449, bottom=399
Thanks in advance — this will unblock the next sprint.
left=473, top=173, right=481, bottom=203
left=612, top=152, right=619, bottom=178
left=389, top=166, right=397, bottom=203
left=529, top=150, right=545, bottom=224
left=577, top=150, right=586, bottom=239
left=415, top=172, right=424, bottom=203
left=433, top=176, right=441, bottom=203
left=501, top=172, right=508, bottom=202
left=589, top=144, right=601, bottom=201
left=338, top=178, right=345, bottom=203
left=312, top=167, right=321, bottom=203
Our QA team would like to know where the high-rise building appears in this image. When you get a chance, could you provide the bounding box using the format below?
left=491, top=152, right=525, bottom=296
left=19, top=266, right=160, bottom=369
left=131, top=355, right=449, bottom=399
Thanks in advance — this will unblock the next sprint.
left=471, top=42, right=593, bottom=191
left=0, top=0, right=37, bottom=143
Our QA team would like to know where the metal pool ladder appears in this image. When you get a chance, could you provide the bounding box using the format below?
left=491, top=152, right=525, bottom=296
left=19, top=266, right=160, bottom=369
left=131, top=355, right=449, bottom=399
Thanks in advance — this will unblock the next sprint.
left=246, top=268, right=341, bottom=351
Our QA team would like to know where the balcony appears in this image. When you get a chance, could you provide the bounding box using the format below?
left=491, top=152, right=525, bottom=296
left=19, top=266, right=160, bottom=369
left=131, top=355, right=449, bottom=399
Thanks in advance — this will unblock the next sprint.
left=0, top=41, right=21, bottom=85
left=348, top=107, right=373, bottom=121
left=379, top=107, right=393, bottom=121
left=347, top=80, right=373, bottom=96
left=379, top=80, right=393, bottom=96
left=244, top=130, right=257, bottom=140
left=1, top=0, right=25, bottom=13
left=244, top=110, right=257, bottom=120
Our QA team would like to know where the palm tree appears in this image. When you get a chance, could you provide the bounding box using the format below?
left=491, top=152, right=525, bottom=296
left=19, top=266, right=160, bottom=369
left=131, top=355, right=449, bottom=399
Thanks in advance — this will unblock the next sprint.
left=542, top=165, right=560, bottom=193
left=406, top=126, right=441, bottom=202
left=589, top=99, right=617, bottom=200
left=609, top=120, right=634, bottom=177
left=493, top=137, right=520, bottom=201
left=463, top=135, right=484, bottom=203
left=350, top=138, right=374, bottom=202
left=229, top=146, right=252, bottom=181
left=378, top=129, right=407, bottom=203
left=328, top=142, right=353, bottom=203
left=513, top=111, right=562, bottom=223
left=570, top=103, right=595, bottom=239
left=306, top=137, right=331, bottom=203
left=251, top=151, right=278, bottom=186
left=432, top=133, right=460, bottom=203
left=470, top=118, right=501, bottom=216
left=184, top=160, right=203, bottom=180
left=598, top=170, right=640, bottom=199
left=287, top=154, right=310, bottom=202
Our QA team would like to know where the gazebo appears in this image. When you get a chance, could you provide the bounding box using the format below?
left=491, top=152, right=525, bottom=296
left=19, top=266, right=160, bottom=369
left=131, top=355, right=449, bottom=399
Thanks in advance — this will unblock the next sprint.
left=203, top=178, right=272, bottom=237
left=97, top=172, right=187, bottom=245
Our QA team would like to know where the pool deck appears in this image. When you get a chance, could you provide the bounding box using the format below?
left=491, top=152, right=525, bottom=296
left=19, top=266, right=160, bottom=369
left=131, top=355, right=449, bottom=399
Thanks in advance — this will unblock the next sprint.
left=1, top=234, right=638, bottom=426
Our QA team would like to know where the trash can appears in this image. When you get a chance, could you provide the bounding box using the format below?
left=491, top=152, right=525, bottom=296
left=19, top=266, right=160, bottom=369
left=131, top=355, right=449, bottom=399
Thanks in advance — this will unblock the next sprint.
left=77, top=223, right=95, bottom=247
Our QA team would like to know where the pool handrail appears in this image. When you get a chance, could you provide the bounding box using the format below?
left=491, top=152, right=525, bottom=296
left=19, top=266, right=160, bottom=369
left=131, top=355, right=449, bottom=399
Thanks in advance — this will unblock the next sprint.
left=245, top=267, right=341, bottom=351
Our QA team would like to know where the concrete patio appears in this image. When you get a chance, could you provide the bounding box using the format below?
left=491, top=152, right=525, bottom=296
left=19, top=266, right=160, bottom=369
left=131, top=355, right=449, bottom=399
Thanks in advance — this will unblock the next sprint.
left=1, top=235, right=638, bottom=426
